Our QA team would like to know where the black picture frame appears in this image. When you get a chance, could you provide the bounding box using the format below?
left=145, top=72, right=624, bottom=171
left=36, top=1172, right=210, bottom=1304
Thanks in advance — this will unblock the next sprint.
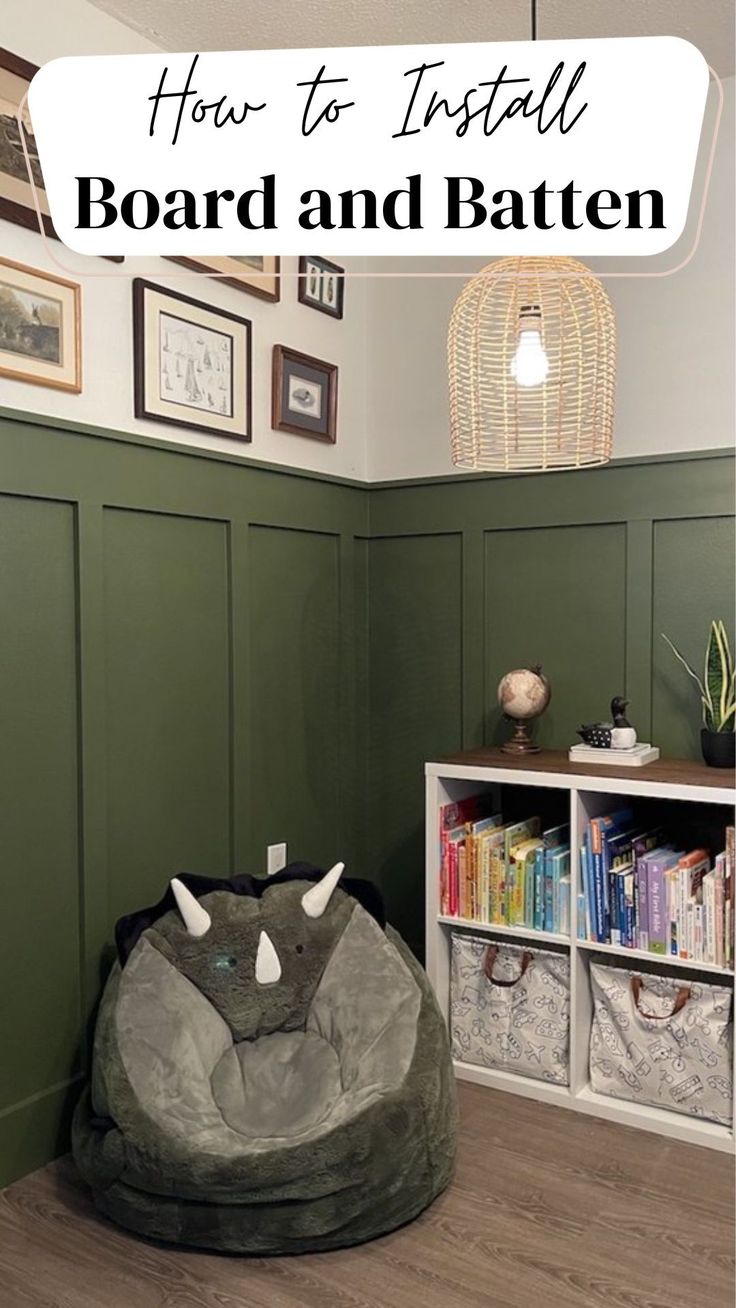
left=297, top=256, right=345, bottom=319
left=133, top=279, right=252, bottom=443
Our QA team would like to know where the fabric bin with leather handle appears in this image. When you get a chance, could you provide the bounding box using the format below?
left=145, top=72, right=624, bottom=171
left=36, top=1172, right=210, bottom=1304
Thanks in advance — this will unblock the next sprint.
left=589, top=962, right=733, bottom=1125
left=450, top=934, right=570, bottom=1084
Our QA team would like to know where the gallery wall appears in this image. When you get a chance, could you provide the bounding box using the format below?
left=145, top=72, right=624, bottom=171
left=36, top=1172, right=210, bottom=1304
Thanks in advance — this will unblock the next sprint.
left=1, top=0, right=369, bottom=479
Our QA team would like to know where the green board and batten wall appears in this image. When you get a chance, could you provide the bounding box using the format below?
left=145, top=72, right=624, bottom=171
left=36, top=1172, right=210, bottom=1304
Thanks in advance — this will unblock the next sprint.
left=0, top=406, right=734, bottom=1185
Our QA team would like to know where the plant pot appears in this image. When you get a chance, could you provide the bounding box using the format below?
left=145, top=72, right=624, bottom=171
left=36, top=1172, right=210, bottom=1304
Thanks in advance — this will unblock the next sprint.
left=700, top=728, right=736, bottom=769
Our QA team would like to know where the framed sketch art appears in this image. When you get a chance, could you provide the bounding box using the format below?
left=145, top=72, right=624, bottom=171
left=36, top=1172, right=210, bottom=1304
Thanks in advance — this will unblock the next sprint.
left=0, top=257, right=81, bottom=392
left=298, top=256, right=344, bottom=319
left=133, top=280, right=252, bottom=442
left=167, top=255, right=280, bottom=302
left=272, top=345, right=337, bottom=443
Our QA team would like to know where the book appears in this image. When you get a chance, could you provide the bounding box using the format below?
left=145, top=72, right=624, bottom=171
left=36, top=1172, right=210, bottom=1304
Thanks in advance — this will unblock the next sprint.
left=647, top=850, right=681, bottom=954
left=544, top=846, right=570, bottom=933
left=568, top=742, right=660, bottom=766
left=508, top=836, right=540, bottom=925
left=589, top=808, right=633, bottom=942
left=676, top=849, right=710, bottom=959
left=503, top=818, right=541, bottom=920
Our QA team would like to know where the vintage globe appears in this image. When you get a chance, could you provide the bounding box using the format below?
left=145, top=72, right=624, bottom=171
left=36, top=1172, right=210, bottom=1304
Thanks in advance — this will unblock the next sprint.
left=497, top=667, right=551, bottom=754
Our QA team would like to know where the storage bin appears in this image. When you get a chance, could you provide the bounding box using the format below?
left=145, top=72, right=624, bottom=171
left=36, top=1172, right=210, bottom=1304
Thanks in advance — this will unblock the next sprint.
left=589, top=962, right=734, bottom=1126
left=450, top=934, right=570, bottom=1084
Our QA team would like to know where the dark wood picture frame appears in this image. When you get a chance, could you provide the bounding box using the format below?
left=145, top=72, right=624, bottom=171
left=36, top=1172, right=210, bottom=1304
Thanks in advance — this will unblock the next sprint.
left=0, top=47, right=55, bottom=239
left=166, top=256, right=281, bottom=302
left=297, top=256, right=345, bottom=319
left=272, top=344, right=338, bottom=443
left=0, top=47, right=123, bottom=260
left=133, top=279, right=252, bottom=443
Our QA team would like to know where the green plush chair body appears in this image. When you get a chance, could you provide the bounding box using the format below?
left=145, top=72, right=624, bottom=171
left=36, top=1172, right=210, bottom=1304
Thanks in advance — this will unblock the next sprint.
left=73, top=864, right=456, bottom=1253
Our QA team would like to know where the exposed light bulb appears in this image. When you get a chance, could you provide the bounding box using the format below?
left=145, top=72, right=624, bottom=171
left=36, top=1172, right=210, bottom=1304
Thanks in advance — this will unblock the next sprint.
left=510, top=327, right=549, bottom=388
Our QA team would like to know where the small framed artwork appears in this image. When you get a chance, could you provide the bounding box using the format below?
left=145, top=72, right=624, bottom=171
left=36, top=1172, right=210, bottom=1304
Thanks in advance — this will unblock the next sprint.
left=133, top=279, right=252, bottom=442
left=298, top=256, right=345, bottom=319
left=272, top=345, right=337, bottom=443
left=0, top=257, right=81, bottom=392
left=167, top=255, right=280, bottom=302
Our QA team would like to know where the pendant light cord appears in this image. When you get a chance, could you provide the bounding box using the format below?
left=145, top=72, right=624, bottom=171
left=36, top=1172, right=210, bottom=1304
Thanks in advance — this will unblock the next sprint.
left=531, top=0, right=537, bottom=41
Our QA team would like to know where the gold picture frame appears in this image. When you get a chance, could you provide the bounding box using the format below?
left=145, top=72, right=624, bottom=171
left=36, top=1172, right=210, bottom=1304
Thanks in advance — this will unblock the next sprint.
left=0, top=256, right=81, bottom=392
left=167, top=255, right=280, bottom=302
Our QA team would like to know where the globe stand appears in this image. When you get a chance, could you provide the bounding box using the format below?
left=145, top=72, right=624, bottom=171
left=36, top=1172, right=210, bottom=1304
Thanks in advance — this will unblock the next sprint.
left=501, top=717, right=540, bottom=755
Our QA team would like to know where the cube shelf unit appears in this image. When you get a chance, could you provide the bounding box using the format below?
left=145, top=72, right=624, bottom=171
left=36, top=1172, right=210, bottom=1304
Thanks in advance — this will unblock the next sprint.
left=425, top=748, right=736, bottom=1154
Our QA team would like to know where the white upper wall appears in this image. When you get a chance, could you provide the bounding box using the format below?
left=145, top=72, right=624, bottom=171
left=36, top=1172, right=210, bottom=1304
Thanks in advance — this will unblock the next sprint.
left=365, top=76, right=735, bottom=480
left=0, top=0, right=369, bottom=479
left=0, top=0, right=732, bottom=483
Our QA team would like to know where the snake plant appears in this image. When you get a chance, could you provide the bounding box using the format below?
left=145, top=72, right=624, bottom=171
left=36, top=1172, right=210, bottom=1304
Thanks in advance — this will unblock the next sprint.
left=662, top=621, right=736, bottom=732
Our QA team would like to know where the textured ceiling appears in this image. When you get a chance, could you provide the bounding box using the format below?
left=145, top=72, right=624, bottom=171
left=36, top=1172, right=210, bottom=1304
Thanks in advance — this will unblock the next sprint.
left=87, top=0, right=736, bottom=74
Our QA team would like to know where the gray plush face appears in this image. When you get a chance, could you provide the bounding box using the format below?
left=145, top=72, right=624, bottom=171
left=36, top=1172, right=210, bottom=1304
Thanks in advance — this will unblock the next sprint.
left=148, top=870, right=355, bottom=1042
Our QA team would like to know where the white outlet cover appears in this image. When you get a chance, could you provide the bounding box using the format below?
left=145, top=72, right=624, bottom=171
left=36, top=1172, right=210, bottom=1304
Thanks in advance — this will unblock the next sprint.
left=267, top=843, right=287, bottom=876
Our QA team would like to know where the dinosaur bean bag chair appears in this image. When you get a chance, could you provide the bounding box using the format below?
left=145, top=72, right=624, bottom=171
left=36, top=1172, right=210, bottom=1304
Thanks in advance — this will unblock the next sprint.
left=73, top=861, right=456, bottom=1253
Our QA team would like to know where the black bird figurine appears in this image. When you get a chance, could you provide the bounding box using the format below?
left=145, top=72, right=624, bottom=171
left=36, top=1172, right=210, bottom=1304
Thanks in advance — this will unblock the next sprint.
left=577, top=697, right=637, bottom=749
left=611, top=696, right=631, bottom=728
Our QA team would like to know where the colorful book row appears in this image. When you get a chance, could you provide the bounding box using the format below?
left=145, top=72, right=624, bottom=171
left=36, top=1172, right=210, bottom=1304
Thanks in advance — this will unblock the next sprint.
left=439, top=793, right=570, bottom=935
left=579, top=811, right=734, bottom=968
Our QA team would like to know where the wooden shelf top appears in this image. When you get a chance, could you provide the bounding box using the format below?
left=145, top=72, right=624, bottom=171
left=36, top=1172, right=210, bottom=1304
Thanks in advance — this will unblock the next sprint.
left=429, top=746, right=735, bottom=794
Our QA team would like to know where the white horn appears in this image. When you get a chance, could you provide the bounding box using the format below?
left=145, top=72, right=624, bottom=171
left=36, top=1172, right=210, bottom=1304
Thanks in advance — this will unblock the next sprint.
left=171, top=877, right=211, bottom=938
left=255, top=930, right=282, bottom=985
left=301, top=862, right=345, bottom=919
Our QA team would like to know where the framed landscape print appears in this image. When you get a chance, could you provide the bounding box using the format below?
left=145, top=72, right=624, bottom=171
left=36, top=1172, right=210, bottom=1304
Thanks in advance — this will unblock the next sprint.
left=272, top=345, right=337, bottom=443
left=0, top=257, right=81, bottom=392
left=133, top=279, right=252, bottom=442
left=167, top=255, right=280, bottom=302
left=0, top=47, right=55, bottom=238
left=298, top=256, right=345, bottom=319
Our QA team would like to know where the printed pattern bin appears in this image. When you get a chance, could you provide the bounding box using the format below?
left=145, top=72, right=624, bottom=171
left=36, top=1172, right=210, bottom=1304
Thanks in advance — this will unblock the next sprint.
left=451, top=934, right=570, bottom=1084
left=590, top=962, right=733, bottom=1125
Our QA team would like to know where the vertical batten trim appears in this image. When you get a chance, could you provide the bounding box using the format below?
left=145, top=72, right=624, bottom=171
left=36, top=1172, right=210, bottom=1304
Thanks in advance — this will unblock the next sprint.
left=229, top=520, right=251, bottom=873
left=461, top=529, right=486, bottom=750
left=625, top=519, right=655, bottom=742
left=75, top=501, right=110, bottom=1046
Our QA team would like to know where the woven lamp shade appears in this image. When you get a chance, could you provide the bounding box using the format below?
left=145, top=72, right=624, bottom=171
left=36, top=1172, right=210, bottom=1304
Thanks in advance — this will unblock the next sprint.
left=448, top=256, right=615, bottom=472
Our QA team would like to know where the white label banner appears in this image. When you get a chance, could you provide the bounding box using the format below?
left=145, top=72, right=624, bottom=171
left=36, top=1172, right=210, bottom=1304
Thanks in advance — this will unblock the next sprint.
left=27, top=36, right=710, bottom=257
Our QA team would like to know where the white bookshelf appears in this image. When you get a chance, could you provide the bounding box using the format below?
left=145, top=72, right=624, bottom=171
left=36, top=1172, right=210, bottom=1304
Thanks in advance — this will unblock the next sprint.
left=425, top=748, right=736, bottom=1154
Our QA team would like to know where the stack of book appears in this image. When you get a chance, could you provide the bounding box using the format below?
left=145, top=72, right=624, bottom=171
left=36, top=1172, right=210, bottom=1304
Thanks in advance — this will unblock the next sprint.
left=439, top=794, right=570, bottom=934
left=579, top=811, right=735, bottom=967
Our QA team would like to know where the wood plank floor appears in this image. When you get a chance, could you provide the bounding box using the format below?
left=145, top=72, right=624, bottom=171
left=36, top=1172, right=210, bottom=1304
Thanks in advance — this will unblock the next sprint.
left=0, top=1083, right=733, bottom=1308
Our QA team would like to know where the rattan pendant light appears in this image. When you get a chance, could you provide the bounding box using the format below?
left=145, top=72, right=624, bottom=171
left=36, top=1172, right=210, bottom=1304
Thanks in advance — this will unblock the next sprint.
left=448, top=256, right=616, bottom=472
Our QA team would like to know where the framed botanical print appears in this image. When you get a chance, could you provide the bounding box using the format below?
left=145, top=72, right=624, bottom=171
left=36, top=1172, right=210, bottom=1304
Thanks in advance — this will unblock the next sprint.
left=0, top=257, right=81, bottom=392
left=0, top=47, right=55, bottom=238
left=272, top=345, right=337, bottom=443
left=298, top=256, right=344, bottom=319
left=167, top=255, right=280, bottom=302
left=133, top=279, right=252, bottom=442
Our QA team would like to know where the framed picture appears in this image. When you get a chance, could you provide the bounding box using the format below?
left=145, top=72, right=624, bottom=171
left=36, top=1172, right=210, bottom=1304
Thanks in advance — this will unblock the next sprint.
left=0, top=48, right=123, bottom=260
left=167, top=255, right=280, bottom=302
left=0, top=47, right=55, bottom=238
left=272, top=344, right=337, bottom=443
left=133, top=279, right=252, bottom=442
left=0, top=256, right=81, bottom=392
left=298, top=256, right=344, bottom=319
